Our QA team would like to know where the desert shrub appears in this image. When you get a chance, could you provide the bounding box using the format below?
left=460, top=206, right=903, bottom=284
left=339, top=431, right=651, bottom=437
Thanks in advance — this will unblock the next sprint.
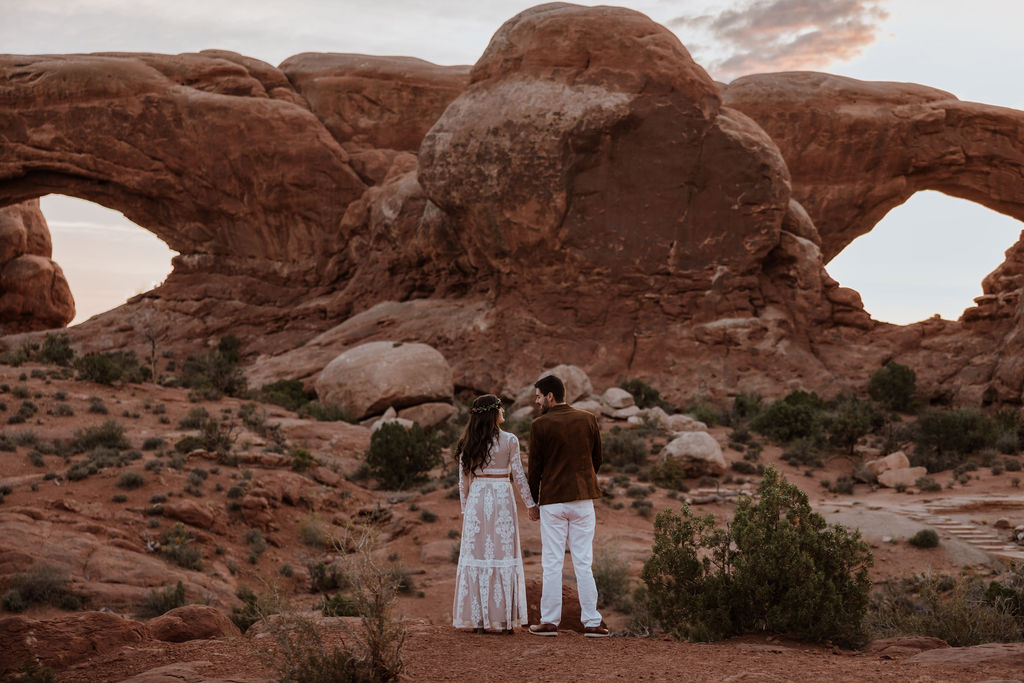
left=1005, top=457, right=1023, bottom=472
left=117, top=471, right=145, bottom=490
left=593, top=544, right=632, bottom=611
left=827, top=397, right=885, bottom=454
left=142, top=436, right=165, bottom=451
left=913, top=408, right=997, bottom=472
left=298, top=515, right=334, bottom=549
left=985, top=564, right=1024, bottom=630
left=174, top=435, right=204, bottom=453
left=632, top=499, right=654, bottom=517
left=262, top=539, right=406, bottom=683
left=12, top=385, right=30, bottom=399
left=908, top=529, right=940, bottom=548
left=365, top=422, right=441, bottom=490
left=750, top=390, right=827, bottom=444
left=230, top=586, right=280, bottom=633
left=48, top=403, right=74, bottom=417
left=730, top=460, right=757, bottom=475
left=255, top=379, right=313, bottom=412
left=649, top=458, right=690, bottom=491
left=87, top=396, right=108, bottom=414
left=161, top=523, right=203, bottom=570
left=291, top=447, right=318, bottom=472
left=5, top=563, right=79, bottom=610
left=75, top=350, right=149, bottom=385
left=868, top=362, right=917, bottom=412
left=298, top=400, right=352, bottom=422
left=72, top=420, right=128, bottom=452
left=137, top=581, right=188, bottom=618
left=179, top=406, right=210, bottom=429
left=867, top=574, right=1021, bottom=646
left=603, top=430, right=649, bottom=468
left=641, top=466, right=872, bottom=646
left=688, top=401, right=719, bottom=427
left=620, top=379, right=671, bottom=410
left=320, top=592, right=361, bottom=617
left=731, top=392, right=764, bottom=423
left=37, top=332, right=75, bottom=366
left=245, top=527, right=268, bottom=563
left=309, top=561, right=349, bottom=594
left=180, top=334, right=247, bottom=399
left=995, top=430, right=1020, bottom=455
left=27, top=450, right=45, bottom=467
left=780, top=436, right=824, bottom=468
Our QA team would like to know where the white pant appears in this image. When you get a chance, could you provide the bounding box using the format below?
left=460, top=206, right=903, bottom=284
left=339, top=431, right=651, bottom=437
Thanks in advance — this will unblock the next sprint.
left=539, top=499, right=602, bottom=627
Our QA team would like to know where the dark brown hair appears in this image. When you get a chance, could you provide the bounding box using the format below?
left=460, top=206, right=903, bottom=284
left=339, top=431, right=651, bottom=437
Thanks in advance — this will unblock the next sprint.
left=534, top=375, right=565, bottom=402
left=456, top=394, right=502, bottom=476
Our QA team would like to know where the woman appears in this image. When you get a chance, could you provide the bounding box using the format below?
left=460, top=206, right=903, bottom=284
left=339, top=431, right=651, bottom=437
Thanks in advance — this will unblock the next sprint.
left=452, top=394, right=537, bottom=634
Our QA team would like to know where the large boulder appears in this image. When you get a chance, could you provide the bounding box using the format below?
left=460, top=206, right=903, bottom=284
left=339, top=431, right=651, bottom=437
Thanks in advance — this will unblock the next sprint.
left=659, top=432, right=726, bottom=476
left=315, top=341, right=453, bottom=419
left=148, top=604, right=241, bottom=642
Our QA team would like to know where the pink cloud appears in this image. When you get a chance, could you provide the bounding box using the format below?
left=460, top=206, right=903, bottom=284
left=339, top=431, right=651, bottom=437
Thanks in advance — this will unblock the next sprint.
left=669, top=0, right=889, bottom=80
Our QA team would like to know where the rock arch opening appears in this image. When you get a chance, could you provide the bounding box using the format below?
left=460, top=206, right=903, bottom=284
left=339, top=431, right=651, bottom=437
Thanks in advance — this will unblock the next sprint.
left=42, top=195, right=177, bottom=326
left=826, top=191, right=1023, bottom=325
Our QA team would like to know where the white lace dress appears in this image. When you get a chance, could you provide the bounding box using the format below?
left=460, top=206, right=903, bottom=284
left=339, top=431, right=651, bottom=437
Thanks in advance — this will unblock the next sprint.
left=452, top=430, right=536, bottom=631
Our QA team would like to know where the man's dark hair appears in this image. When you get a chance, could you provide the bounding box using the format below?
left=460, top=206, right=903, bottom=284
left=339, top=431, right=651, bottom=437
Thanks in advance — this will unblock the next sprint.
left=534, top=375, right=566, bottom=402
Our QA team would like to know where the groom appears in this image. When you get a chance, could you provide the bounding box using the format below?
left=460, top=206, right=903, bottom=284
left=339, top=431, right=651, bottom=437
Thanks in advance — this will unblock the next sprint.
left=526, top=374, right=609, bottom=637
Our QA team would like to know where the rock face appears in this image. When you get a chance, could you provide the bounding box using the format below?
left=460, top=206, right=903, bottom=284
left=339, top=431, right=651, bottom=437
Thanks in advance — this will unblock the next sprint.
left=0, top=200, right=74, bottom=332
left=4, top=5, right=1024, bottom=407
left=0, top=611, right=150, bottom=673
left=315, top=341, right=454, bottom=419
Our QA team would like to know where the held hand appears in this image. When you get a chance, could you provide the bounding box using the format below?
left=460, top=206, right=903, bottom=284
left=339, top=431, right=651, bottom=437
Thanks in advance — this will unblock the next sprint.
left=528, top=506, right=540, bottom=521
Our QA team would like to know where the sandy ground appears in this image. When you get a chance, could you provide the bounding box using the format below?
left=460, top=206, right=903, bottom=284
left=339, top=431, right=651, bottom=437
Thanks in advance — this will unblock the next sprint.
left=2, top=361, right=1024, bottom=681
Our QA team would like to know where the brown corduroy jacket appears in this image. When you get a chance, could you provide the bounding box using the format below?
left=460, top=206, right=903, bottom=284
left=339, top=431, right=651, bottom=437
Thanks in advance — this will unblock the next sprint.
left=527, top=404, right=603, bottom=505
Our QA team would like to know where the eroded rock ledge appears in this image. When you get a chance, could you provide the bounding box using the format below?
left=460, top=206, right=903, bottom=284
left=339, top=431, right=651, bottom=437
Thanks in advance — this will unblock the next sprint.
left=2, top=3, right=1024, bottom=405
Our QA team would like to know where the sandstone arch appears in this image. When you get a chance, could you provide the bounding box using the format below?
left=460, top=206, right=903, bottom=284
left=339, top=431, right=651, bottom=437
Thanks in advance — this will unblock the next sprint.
left=722, top=72, right=1024, bottom=263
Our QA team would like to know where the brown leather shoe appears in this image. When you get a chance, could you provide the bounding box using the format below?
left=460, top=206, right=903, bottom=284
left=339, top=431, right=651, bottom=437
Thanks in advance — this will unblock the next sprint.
left=528, top=623, right=558, bottom=636
left=583, top=623, right=610, bottom=638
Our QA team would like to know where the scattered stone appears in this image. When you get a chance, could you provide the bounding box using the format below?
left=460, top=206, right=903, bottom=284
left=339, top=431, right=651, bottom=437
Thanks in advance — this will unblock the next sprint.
left=148, top=605, right=241, bottom=642
left=659, top=432, right=726, bottom=476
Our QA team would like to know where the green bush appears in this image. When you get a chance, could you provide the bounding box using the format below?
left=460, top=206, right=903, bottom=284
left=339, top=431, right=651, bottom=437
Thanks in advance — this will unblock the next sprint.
left=908, top=529, right=940, bottom=548
left=750, top=390, right=826, bottom=444
left=2, top=588, right=26, bottom=612
left=366, top=422, right=441, bottom=490
left=913, top=409, right=997, bottom=472
left=180, top=335, right=247, bottom=399
left=827, top=397, right=884, bottom=454
left=731, top=393, right=764, bottom=422
left=291, top=447, right=318, bottom=472
left=4, top=563, right=78, bottom=611
left=603, top=431, right=649, bottom=468
left=138, top=581, right=188, bottom=618
left=620, top=379, right=671, bottom=410
left=117, top=471, right=145, bottom=490
left=309, top=561, right=349, bottom=594
left=688, top=402, right=719, bottom=428
left=72, top=420, right=128, bottom=452
left=868, top=363, right=917, bottom=412
left=37, top=333, right=75, bottom=366
left=256, top=379, right=313, bottom=412
left=641, top=466, right=872, bottom=646
left=75, top=351, right=150, bottom=385
left=161, top=523, right=203, bottom=570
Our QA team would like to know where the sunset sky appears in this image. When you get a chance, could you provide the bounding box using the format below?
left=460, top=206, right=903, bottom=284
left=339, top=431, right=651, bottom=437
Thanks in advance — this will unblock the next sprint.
left=3, top=0, right=1023, bottom=325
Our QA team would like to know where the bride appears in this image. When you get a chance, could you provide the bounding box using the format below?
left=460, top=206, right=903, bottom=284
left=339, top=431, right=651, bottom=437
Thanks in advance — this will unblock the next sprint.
left=452, top=394, right=538, bottom=634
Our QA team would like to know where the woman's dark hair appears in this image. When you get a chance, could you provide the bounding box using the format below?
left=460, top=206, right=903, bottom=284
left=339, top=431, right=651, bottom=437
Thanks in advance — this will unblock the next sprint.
left=534, top=375, right=565, bottom=402
left=456, top=394, right=503, bottom=476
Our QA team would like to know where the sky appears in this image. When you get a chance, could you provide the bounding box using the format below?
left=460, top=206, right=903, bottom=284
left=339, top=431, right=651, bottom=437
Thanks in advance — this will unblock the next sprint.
left=3, top=0, right=1023, bottom=325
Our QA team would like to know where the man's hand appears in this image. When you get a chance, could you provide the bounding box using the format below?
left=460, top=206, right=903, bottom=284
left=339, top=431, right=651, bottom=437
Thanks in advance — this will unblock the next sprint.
left=528, top=506, right=540, bottom=522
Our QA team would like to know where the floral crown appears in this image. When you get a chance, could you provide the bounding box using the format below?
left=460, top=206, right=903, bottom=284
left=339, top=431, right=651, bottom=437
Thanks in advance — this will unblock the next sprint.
left=471, top=399, right=502, bottom=414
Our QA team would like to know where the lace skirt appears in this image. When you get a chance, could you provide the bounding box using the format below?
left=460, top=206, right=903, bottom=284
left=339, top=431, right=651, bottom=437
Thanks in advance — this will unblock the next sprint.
left=452, top=478, right=528, bottom=630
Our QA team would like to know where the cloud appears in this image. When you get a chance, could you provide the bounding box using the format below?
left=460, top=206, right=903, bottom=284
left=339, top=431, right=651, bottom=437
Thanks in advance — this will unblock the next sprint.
left=669, top=0, right=889, bottom=81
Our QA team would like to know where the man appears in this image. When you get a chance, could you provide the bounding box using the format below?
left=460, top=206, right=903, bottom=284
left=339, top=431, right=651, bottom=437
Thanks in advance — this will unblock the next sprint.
left=526, top=374, right=609, bottom=637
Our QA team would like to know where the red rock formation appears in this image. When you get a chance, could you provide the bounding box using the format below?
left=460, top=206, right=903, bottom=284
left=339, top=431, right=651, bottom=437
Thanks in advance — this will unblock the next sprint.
left=0, top=200, right=74, bottom=332
left=3, top=5, right=1024, bottom=406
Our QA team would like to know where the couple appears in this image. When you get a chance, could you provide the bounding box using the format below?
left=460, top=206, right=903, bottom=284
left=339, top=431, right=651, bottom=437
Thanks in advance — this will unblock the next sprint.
left=452, top=375, right=609, bottom=637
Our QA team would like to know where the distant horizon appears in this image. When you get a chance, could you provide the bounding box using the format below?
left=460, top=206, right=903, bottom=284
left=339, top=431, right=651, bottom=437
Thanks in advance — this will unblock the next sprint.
left=8, top=0, right=1024, bottom=327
